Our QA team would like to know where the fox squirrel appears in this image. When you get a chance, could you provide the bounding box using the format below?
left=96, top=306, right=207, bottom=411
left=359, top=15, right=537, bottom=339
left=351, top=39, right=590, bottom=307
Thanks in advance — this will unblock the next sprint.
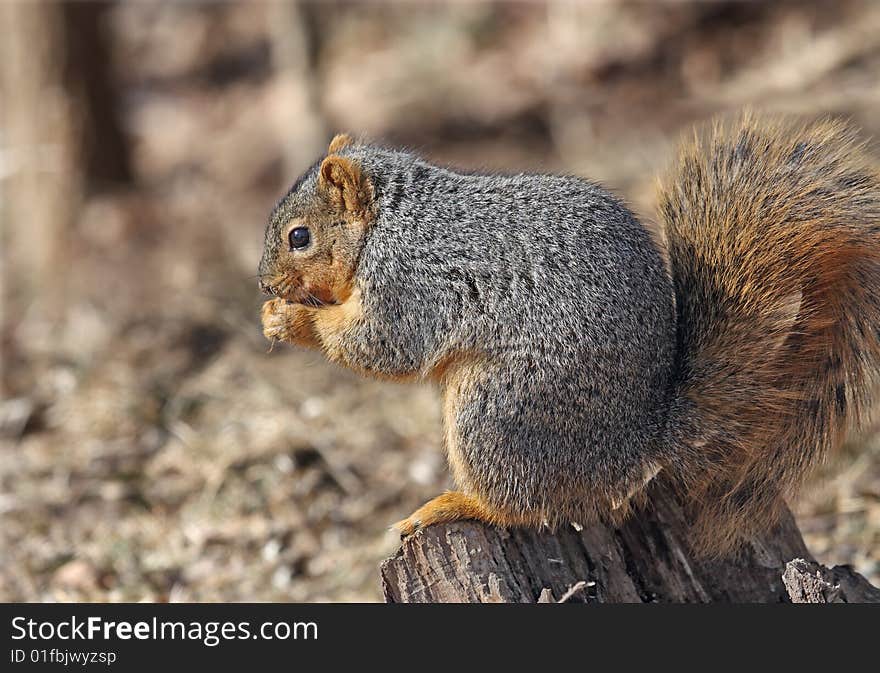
left=259, top=114, right=880, bottom=553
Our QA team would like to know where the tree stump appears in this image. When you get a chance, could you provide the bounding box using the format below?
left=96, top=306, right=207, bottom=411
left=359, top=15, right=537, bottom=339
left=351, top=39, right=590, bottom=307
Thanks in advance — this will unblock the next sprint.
left=380, top=481, right=880, bottom=603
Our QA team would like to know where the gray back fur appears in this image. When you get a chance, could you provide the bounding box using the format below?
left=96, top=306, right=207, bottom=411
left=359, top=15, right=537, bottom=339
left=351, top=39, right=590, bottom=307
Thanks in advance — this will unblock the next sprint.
left=274, top=142, right=677, bottom=520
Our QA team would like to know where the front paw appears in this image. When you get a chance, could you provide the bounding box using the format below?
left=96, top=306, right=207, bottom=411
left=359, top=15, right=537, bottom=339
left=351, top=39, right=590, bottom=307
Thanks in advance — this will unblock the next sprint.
left=262, top=297, right=318, bottom=346
left=261, top=298, right=294, bottom=342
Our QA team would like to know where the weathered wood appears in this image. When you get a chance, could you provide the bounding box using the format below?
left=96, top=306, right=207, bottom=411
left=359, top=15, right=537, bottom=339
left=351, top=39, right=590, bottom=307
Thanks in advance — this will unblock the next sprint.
left=783, top=558, right=880, bottom=604
left=380, top=480, right=876, bottom=603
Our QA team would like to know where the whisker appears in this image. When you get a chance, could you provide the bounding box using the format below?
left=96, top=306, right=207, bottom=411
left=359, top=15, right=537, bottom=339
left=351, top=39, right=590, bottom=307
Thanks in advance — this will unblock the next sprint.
left=307, top=292, right=328, bottom=308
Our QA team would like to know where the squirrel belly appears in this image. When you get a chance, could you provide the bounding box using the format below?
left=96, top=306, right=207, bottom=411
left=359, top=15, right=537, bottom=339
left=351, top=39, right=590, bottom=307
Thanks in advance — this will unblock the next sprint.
left=259, top=118, right=880, bottom=554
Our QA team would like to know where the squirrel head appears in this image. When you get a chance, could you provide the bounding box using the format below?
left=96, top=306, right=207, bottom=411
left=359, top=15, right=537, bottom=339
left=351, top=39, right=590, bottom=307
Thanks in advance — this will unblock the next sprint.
left=258, top=134, right=374, bottom=307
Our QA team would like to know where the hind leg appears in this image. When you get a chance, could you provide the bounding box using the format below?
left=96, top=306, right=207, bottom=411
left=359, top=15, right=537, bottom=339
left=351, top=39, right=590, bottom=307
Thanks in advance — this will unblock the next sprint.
left=393, top=491, right=533, bottom=537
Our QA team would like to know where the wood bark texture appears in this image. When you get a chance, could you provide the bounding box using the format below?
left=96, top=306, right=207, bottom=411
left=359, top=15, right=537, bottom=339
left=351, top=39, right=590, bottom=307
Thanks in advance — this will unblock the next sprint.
left=381, top=481, right=880, bottom=603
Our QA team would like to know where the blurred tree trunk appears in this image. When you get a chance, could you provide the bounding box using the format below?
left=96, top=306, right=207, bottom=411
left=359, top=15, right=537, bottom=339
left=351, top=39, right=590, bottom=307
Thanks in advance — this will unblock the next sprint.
left=1, top=0, right=130, bottom=380
left=1, top=0, right=78, bottom=337
left=267, top=1, right=328, bottom=176
left=60, top=1, right=133, bottom=188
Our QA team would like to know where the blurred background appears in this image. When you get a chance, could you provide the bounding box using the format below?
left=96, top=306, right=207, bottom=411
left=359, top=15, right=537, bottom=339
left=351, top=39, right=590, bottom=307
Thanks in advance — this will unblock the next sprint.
left=1, top=0, right=879, bottom=602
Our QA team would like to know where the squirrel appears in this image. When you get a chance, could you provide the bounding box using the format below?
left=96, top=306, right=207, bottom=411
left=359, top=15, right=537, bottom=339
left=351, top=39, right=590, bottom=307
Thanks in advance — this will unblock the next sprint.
left=258, top=114, right=880, bottom=554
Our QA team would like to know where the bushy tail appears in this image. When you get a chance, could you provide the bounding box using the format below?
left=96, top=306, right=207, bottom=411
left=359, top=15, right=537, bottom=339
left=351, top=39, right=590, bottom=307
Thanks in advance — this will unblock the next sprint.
left=657, top=113, right=880, bottom=553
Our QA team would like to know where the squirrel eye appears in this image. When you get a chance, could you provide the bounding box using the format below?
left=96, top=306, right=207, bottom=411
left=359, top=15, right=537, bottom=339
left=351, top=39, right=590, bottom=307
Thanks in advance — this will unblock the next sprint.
left=288, top=226, right=310, bottom=250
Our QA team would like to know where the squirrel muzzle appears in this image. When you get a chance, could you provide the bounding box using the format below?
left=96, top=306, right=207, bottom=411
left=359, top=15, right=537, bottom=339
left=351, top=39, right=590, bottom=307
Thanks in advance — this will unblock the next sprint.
left=261, top=272, right=338, bottom=308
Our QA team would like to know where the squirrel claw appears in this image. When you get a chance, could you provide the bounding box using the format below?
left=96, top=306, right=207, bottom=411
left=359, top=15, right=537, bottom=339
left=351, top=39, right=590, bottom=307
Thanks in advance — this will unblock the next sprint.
left=392, top=517, right=422, bottom=539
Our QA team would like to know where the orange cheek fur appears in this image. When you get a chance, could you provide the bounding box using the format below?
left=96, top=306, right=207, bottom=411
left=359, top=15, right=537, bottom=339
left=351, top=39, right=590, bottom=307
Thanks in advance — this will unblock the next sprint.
left=297, top=252, right=359, bottom=306
left=299, top=272, right=335, bottom=304
left=269, top=252, right=341, bottom=305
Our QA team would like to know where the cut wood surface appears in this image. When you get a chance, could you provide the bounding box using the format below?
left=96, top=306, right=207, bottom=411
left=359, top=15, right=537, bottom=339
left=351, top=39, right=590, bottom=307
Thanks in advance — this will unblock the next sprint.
left=380, top=481, right=880, bottom=603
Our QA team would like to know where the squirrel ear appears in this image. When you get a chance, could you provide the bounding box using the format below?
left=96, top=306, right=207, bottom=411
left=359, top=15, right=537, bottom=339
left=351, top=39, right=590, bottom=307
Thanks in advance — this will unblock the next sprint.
left=328, top=133, right=353, bottom=154
left=319, top=155, right=372, bottom=214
